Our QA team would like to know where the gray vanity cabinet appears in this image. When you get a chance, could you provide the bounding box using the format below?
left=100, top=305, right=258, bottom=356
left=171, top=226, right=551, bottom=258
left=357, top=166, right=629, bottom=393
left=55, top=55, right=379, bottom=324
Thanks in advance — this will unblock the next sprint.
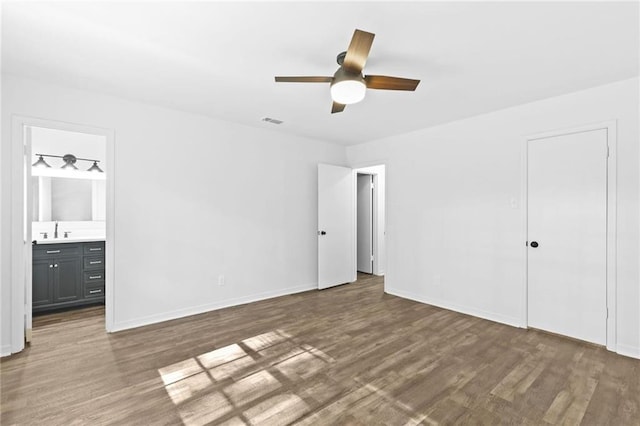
left=32, top=241, right=105, bottom=313
left=54, top=257, right=83, bottom=303
left=32, top=258, right=54, bottom=307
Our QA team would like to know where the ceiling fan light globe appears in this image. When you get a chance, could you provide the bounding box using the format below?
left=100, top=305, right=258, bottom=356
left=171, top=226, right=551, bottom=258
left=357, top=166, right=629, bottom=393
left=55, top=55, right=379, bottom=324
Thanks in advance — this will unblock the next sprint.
left=330, top=80, right=366, bottom=105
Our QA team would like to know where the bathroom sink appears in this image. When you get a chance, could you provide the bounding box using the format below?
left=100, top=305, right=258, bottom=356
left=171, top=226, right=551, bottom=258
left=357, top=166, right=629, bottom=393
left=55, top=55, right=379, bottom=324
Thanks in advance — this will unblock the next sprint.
left=34, top=236, right=106, bottom=245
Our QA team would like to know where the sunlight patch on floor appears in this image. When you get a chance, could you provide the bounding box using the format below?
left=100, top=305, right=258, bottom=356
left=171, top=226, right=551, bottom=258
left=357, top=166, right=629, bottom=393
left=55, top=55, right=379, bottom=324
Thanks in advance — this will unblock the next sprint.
left=178, top=391, right=233, bottom=426
left=243, top=393, right=310, bottom=425
left=157, top=329, right=333, bottom=425
left=165, top=371, right=213, bottom=405
left=198, top=343, right=248, bottom=369
left=223, top=370, right=281, bottom=406
left=209, top=354, right=256, bottom=381
left=275, top=350, right=327, bottom=380
left=242, top=330, right=291, bottom=352
left=159, top=358, right=203, bottom=386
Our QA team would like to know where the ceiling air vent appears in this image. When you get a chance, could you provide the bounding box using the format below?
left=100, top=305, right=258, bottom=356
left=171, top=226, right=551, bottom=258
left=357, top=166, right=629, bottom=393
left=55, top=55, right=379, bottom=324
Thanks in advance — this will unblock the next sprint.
left=261, top=117, right=284, bottom=125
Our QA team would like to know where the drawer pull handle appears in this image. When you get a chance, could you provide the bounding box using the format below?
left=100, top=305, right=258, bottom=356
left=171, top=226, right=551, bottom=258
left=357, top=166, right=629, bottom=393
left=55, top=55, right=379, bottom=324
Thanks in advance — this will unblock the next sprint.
left=89, top=275, right=102, bottom=280
left=89, top=289, right=102, bottom=294
left=89, top=261, right=102, bottom=265
left=46, top=250, right=61, bottom=254
left=89, top=248, right=102, bottom=251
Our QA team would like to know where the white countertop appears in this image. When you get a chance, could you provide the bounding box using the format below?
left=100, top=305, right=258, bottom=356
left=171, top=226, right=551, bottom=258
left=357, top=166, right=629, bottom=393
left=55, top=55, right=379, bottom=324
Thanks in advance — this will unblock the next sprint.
left=33, top=237, right=106, bottom=245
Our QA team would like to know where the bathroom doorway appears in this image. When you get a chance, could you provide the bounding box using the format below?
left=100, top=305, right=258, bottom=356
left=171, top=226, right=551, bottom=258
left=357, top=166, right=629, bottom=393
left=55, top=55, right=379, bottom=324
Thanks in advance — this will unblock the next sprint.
left=29, top=126, right=107, bottom=338
left=11, top=116, right=115, bottom=352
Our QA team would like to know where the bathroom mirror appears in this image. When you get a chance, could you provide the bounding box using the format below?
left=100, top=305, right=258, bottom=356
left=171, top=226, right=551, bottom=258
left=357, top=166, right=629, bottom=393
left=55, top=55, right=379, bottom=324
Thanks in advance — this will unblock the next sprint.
left=32, top=176, right=106, bottom=222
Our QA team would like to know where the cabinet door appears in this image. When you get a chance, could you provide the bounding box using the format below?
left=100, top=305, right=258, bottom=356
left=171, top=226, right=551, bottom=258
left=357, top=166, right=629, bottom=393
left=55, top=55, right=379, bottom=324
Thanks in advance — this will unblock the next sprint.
left=33, top=258, right=54, bottom=307
left=54, top=257, right=82, bottom=303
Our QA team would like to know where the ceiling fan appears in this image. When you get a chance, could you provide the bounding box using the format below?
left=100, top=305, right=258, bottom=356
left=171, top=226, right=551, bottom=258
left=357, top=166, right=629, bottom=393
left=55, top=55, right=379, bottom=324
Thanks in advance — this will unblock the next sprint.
left=275, top=29, right=420, bottom=114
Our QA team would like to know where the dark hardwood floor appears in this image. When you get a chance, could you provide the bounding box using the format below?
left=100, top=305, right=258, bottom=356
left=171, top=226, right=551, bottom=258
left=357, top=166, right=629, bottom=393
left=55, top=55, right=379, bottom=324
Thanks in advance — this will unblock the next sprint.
left=32, top=304, right=105, bottom=328
left=1, top=274, right=639, bottom=425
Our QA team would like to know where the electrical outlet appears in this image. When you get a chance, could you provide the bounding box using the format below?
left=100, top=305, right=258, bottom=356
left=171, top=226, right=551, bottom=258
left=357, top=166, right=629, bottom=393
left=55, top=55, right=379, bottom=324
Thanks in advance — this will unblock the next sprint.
left=218, top=274, right=225, bottom=286
left=509, top=196, right=519, bottom=209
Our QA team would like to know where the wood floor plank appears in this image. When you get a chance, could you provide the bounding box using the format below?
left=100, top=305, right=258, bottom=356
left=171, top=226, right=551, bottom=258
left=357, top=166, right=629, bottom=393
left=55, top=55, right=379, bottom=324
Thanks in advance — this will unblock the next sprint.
left=2, top=273, right=639, bottom=425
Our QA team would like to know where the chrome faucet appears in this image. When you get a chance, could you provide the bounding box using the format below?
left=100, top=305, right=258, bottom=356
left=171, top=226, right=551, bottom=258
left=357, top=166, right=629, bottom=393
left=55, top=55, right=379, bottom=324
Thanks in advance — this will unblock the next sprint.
left=54, top=221, right=59, bottom=239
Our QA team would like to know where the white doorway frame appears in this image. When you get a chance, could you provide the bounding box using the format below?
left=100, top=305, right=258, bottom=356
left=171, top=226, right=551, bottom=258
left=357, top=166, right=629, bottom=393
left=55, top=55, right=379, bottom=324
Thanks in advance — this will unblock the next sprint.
left=356, top=173, right=374, bottom=274
left=521, top=121, right=617, bottom=352
left=352, top=163, right=386, bottom=278
left=10, top=115, right=115, bottom=354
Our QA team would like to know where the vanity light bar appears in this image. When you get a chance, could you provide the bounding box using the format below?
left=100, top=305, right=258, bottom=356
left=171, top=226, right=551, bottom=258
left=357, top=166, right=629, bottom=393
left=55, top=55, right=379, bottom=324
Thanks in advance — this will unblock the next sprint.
left=33, top=153, right=104, bottom=173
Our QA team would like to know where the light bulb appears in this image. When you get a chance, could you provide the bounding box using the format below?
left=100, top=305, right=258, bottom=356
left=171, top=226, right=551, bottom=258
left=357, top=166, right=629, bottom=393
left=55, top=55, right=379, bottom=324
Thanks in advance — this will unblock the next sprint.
left=330, top=80, right=367, bottom=105
left=33, top=155, right=51, bottom=168
left=330, top=68, right=367, bottom=105
left=88, top=161, right=103, bottom=173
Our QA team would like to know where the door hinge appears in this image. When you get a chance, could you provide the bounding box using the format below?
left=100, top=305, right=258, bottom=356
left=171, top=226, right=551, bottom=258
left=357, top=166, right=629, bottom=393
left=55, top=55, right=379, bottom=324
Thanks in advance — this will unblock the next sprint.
left=371, top=254, right=374, bottom=262
left=371, top=182, right=375, bottom=189
left=606, top=307, right=609, bottom=319
left=607, top=145, right=610, bottom=158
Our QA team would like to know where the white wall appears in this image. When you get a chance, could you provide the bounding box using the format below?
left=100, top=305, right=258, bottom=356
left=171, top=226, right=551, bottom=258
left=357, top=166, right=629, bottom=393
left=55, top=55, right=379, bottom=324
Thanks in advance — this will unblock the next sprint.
left=1, top=75, right=347, bottom=353
left=2, top=74, right=637, bottom=358
left=347, top=78, right=640, bottom=358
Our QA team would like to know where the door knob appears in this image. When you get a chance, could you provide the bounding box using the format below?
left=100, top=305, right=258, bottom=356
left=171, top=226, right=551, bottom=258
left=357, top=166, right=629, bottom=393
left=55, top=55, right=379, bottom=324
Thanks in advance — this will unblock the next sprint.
left=530, top=241, right=539, bottom=248
left=318, top=230, right=326, bottom=235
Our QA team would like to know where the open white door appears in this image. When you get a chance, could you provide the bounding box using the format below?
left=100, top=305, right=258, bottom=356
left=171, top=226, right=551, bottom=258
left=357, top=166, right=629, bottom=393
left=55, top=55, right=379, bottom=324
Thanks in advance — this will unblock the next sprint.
left=318, top=164, right=355, bottom=289
left=24, top=126, right=34, bottom=342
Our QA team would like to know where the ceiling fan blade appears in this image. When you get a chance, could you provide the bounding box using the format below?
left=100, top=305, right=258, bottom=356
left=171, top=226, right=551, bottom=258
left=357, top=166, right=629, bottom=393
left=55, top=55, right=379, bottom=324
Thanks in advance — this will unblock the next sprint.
left=275, top=76, right=333, bottom=83
left=365, top=75, right=420, bottom=91
left=342, top=29, right=375, bottom=73
left=331, top=102, right=346, bottom=114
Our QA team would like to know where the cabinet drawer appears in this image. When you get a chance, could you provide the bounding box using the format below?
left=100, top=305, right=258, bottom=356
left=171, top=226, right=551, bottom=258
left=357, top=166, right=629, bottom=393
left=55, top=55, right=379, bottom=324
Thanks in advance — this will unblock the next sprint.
left=84, top=284, right=105, bottom=298
left=84, top=271, right=105, bottom=283
left=33, top=244, right=81, bottom=259
left=84, top=256, right=105, bottom=270
left=84, top=242, right=105, bottom=255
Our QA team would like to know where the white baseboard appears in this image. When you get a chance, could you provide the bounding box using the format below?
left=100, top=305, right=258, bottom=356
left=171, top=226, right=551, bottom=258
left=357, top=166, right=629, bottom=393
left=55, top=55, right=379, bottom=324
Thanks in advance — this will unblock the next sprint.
left=385, top=286, right=522, bottom=329
left=111, top=283, right=316, bottom=332
left=1, top=344, right=12, bottom=357
left=616, top=343, right=640, bottom=359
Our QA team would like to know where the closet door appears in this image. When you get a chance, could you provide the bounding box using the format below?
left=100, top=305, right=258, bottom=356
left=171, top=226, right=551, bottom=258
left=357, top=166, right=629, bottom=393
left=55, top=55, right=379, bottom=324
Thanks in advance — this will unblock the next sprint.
left=527, top=129, right=607, bottom=345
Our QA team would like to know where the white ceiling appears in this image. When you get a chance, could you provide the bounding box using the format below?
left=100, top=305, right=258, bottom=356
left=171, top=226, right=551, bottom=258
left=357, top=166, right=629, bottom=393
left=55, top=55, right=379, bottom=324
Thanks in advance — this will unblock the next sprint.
left=2, top=2, right=638, bottom=146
